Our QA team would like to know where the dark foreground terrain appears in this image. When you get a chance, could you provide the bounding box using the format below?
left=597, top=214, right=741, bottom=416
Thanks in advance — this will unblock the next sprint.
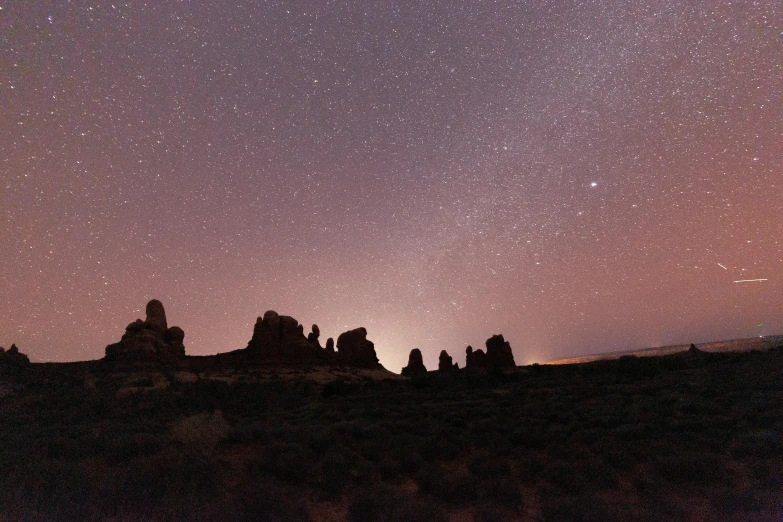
left=1, top=348, right=782, bottom=521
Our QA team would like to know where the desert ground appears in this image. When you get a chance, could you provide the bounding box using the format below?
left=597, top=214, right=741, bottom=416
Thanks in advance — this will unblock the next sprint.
left=1, top=346, right=782, bottom=521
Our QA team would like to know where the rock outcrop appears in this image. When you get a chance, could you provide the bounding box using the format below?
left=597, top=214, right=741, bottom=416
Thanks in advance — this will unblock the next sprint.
left=485, top=334, right=516, bottom=368
left=164, top=327, right=185, bottom=353
left=0, top=344, right=30, bottom=365
left=465, top=335, right=516, bottom=369
left=231, top=310, right=385, bottom=369
left=308, top=324, right=322, bottom=350
left=472, top=348, right=488, bottom=367
left=145, top=299, right=168, bottom=331
left=466, top=345, right=488, bottom=368
left=401, top=348, right=427, bottom=377
left=246, top=311, right=318, bottom=361
left=336, top=327, right=380, bottom=368
left=243, top=313, right=381, bottom=368
left=105, top=300, right=186, bottom=363
left=438, top=350, right=459, bottom=372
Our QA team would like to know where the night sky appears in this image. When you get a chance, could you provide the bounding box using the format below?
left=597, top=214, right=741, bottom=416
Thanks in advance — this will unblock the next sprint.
left=2, top=1, right=782, bottom=371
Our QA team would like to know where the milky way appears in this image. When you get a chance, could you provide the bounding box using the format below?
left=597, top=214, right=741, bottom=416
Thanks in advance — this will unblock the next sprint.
left=2, top=1, right=782, bottom=371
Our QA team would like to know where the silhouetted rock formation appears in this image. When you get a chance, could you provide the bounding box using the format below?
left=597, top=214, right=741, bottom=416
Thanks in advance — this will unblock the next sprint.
left=246, top=311, right=317, bottom=361
left=465, top=336, right=516, bottom=369
left=308, top=324, right=322, bottom=350
left=438, top=350, right=459, bottom=372
left=105, top=300, right=186, bottom=363
left=238, top=312, right=382, bottom=368
left=145, top=299, right=168, bottom=332
left=336, top=327, right=380, bottom=368
left=0, top=344, right=30, bottom=365
left=485, top=334, right=516, bottom=367
left=689, top=343, right=702, bottom=354
left=401, top=348, right=427, bottom=377
left=472, top=348, right=488, bottom=367
left=164, top=326, right=185, bottom=354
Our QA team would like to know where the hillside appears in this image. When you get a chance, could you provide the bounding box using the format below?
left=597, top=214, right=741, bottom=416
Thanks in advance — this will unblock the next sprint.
left=545, top=335, right=783, bottom=365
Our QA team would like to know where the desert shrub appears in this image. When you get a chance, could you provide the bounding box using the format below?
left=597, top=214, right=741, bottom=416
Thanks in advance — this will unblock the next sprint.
left=121, top=451, right=178, bottom=506
left=349, top=483, right=396, bottom=522
left=414, top=463, right=441, bottom=495
left=626, top=438, right=659, bottom=463
left=444, top=412, right=469, bottom=429
left=307, top=426, right=339, bottom=455
left=234, top=476, right=309, bottom=522
left=392, top=495, right=449, bottom=522
left=379, top=456, right=404, bottom=479
left=248, top=420, right=271, bottom=442
left=470, top=417, right=505, bottom=438
left=399, top=450, right=427, bottom=475
left=540, top=458, right=590, bottom=495
left=516, top=452, right=547, bottom=478
left=653, top=452, right=724, bottom=485
left=465, top=451, right=521, bottom=508
left=732, top=431, right=782, bottom=459
left=45, top=435, right=89, bottom=460
left=359, top=438, right=385, bottom=462
left=352, top=457, right=376, bottom=484
left=508, top=425, right=531, bottom=446
left=170, top=410, right=230, bottom=456
left=422, top=435, right=463, bottom=461
left=750, top=457, right=783, bottom=490
left=257, top=442, right=316, bottom=483
left=401, top=417, right=438, bottom=438
left=521, top=430, right=548, bottom=450
left=446, top=468, right=477, bottom=502
left=633, top=472, right=668, bottom=499
left=349, top=482, right=447, bottom=522
left=3, top=456, right=115, bottom=519
left=473, top=502, right=512, bottom=522
left=322, top=379, right=350, bottom=397
left=477, top=473, right=522, bottom=508
left=621, top=421, right=658, bottom=441
left=489, top=435, right=517, bottom=458
left=582, top=457, right=620, bottom=488
left=120, top=448, right=221, bottom=509
left=540, top=492, right=624, bottom=522
left=361, top=405, right=387, bottom=421
left=711, top=485, right=763, bottom=515
left=408, top=373, right=434, bottom=389
left=635, top=488, right=689, bottom=522
left=131, top=377, right=155, bottom=387
left=225, top=424, right=254, bottom=444
left=468, top=450, right=512, bottom=478
left=417, top=465, right=476, bottom=502
left=318, top=446, right=353, bottom=497
left=103, top=432, right=165, bottom=463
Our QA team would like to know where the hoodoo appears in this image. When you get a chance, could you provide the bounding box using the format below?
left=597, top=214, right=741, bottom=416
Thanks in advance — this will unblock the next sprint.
left=105, top=300, right=186, bottom=362
left=336, top=327, right=380, bottom=368
left=401, top=348, right=427, bottom=376
left=438, top=350, right=459, bottom=372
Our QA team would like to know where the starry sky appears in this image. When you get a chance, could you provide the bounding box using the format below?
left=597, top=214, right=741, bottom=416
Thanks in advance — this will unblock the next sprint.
left=2, top=1, right=782, bottom=371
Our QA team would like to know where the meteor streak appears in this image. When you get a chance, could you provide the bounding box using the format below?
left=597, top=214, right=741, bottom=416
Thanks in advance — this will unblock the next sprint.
left=717, top=263, right=728, bottom=270
left=733, top=279, right=768, bottom=283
